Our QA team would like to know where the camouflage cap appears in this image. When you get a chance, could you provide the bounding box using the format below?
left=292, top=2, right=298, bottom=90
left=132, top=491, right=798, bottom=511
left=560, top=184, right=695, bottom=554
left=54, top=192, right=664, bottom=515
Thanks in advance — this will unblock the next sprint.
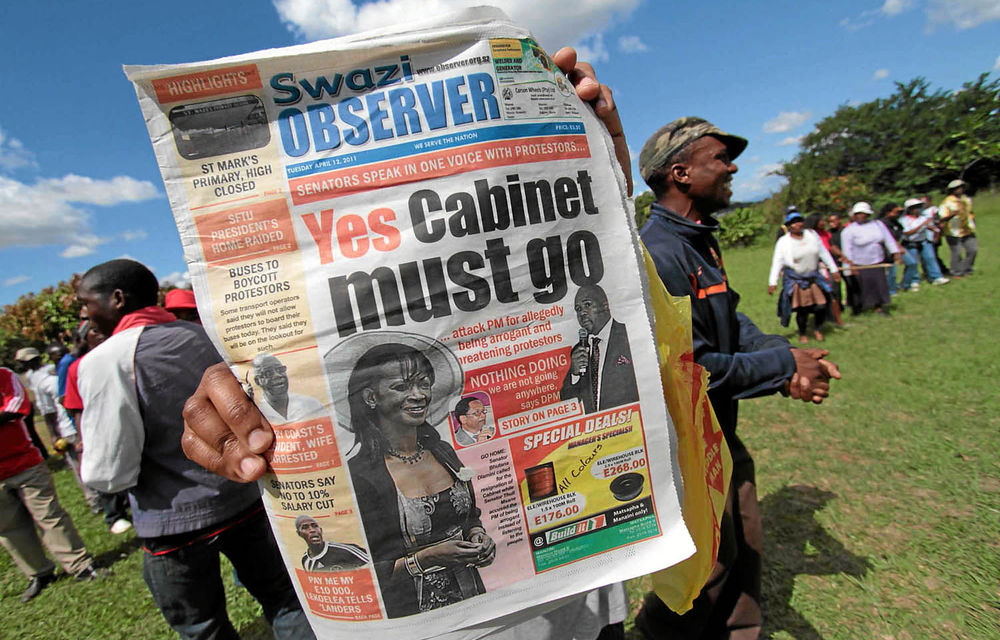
left=638, top=117, right=748, bottom=182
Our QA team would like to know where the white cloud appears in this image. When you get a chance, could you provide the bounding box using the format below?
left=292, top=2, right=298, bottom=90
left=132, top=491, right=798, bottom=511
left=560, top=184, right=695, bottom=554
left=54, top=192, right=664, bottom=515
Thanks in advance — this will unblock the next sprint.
left=840, top=0, right=913, bottom=30
left=30, top=175, right=159, bottom=206
left=843, top=0, right=1000, bottom=31
left=574, top=33, right=609, bottom=64
left=733, top=163, right=786, bottom=200
left=120, top=229, right=149, bottom=242
left=3, top=275, right=30, bottom=287
left=928, top=0, right=1000, bottom=29
left=0, top=127, right=160, bottom=256
left=763, top=111, right=811, bottom=134
left=0, top=129, right=36, bottom=171
left=159, top=270, right=191, bottom=287
left=873, top=68, right=890, bottom=80
left=756, top=163, right=784, bottom=177
left=59, top=234, right=110, bottom=259
left=778, top=135, right=805, bottom=147
left=995, top=54, right=1000, bottom=69
left=881, top=0, right=913, bottom=17
left=618, top=35, right=647, bottom=53
left=840, top=4, right=886, bottom=31
left=0, top=173, right=160, bottom=253
left=272, top=0, right=640, bottom=55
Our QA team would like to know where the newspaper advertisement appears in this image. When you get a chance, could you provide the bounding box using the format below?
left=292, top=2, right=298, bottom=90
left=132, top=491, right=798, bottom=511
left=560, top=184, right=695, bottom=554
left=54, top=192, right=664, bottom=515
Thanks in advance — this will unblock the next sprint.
left=126, top=8, right=694, bottom=639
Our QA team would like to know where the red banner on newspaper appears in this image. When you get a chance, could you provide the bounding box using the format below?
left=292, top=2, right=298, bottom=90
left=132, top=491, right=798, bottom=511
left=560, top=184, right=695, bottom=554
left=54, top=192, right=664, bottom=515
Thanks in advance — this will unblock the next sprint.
left=270, top=417, right=341, bottom=474
left=289, top=135, right=590, bottom=204
left=153, top=64, right=262, bottom=104
left=294, top=568, right=382, bottom=621
left=194, top=198, right=298, bottom=266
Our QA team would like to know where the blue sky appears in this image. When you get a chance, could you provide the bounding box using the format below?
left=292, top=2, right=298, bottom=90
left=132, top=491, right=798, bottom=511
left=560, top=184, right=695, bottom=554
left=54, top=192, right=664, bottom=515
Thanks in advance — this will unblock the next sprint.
left=1, top=0, right=997, bottom=305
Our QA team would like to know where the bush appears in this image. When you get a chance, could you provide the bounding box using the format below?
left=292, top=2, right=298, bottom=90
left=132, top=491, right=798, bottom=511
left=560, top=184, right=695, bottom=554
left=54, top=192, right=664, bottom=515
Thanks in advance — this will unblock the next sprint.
left=633, top=190, right=655, bottom=228
left=717, top=206, right=769, bottom=248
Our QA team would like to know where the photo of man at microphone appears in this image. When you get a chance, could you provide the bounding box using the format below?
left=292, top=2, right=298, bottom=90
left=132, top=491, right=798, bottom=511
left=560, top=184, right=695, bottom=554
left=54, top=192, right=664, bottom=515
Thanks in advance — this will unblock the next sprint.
left=559, top=284, right=640, bottom=414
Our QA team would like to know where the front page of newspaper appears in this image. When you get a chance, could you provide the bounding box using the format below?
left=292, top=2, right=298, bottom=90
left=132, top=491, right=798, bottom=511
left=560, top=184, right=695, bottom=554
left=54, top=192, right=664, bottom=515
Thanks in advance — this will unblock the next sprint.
left=126, top=8, right=694, bottom=638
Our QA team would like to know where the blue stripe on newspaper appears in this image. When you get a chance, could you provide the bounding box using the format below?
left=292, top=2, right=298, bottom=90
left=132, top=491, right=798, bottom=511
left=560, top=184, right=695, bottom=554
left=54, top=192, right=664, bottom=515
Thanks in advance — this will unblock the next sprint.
left=285, top=121, right=585, bottom=179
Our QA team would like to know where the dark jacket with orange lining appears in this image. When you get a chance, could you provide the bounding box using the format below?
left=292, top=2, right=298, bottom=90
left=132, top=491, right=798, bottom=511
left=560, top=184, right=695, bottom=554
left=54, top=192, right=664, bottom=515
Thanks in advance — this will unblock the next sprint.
left=640, top=204, right=795, bottom=461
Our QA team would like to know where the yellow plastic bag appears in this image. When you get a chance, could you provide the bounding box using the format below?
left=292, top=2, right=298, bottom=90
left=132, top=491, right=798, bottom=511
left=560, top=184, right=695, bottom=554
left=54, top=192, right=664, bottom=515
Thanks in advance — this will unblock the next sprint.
left=641, top=247, right=732, bottom=614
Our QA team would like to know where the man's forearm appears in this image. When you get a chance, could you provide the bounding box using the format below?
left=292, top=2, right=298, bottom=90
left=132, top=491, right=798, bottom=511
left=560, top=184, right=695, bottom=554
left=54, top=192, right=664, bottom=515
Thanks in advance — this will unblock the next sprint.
left=697, top=347, right=796, bottom=400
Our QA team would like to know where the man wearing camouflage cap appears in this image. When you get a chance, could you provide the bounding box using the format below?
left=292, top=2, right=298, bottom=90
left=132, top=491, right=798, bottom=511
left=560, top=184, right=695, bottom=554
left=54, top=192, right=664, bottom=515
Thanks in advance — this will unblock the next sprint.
left=636, top=118, right=841, bottom=639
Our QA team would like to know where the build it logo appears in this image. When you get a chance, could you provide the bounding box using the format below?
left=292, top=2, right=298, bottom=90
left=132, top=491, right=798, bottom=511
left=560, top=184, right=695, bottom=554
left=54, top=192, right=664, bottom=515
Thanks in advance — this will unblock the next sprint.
left=545, top=514, right=607, bottom=544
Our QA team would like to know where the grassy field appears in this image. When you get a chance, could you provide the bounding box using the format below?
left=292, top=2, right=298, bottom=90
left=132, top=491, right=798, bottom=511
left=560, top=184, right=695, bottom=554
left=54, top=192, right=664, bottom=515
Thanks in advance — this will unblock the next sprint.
left=2, top=196, right=997, bottom=639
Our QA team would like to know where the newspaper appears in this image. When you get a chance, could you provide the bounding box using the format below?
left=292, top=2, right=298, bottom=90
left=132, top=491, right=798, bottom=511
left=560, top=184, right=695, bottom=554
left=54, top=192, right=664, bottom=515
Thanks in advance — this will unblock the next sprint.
left=126, top=8, right=694, bottom=639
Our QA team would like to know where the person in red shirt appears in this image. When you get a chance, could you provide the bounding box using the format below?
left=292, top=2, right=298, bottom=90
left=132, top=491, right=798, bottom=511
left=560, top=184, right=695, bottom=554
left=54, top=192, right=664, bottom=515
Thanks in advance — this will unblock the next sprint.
left=0, top=366, right=101, bottom=602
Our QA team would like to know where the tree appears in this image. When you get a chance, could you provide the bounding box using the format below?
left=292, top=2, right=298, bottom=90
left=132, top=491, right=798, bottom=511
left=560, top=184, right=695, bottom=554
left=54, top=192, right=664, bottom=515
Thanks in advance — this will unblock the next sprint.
left=779, top=72, right=1000, bottom=210
left=634, top=190, right=655, bottom=228
left=0, top=275, right=83, bottom=364
left=926, top=73, right=1000, bottom=188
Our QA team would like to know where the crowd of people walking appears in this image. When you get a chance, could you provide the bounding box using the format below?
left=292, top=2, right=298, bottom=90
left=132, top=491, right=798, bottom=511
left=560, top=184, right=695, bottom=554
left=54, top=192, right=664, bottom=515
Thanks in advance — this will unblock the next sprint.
left=768, top=179, right=977, bottom=342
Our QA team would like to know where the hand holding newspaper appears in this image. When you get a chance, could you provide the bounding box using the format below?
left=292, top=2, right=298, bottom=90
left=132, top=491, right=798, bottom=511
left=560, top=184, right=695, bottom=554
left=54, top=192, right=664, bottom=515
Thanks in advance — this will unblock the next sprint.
left=128, top=8, right=693, bottom=639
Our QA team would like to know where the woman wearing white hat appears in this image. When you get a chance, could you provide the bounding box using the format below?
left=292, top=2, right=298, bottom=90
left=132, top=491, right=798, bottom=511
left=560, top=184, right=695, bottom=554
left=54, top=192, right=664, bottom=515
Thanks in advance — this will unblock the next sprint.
left=840, top=202, right=902, bottom=316
left=326, top=332, right=495, bottom=618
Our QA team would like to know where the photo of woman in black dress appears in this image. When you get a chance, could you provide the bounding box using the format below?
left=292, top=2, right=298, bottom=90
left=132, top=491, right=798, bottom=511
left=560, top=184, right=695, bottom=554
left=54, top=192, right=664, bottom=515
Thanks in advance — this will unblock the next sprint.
left=325, top=332, right=496, bottom=618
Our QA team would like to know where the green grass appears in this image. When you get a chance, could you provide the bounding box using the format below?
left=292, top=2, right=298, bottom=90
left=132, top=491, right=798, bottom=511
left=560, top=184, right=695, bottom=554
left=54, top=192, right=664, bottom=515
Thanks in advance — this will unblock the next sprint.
left=0, top=459, right=272, bottom=639
left=3, top=196, right=997, bottom=639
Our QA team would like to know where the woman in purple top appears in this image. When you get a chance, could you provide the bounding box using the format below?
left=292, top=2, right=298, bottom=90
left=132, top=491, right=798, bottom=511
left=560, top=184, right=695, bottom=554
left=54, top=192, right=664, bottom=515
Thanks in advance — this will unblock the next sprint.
left=840, top=202, right=902, bottom=316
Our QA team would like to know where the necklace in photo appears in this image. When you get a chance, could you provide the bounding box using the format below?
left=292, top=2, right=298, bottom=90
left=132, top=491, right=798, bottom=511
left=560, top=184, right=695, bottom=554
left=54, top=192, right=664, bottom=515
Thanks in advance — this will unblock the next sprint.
left=387, top=442, right=425, bottom=464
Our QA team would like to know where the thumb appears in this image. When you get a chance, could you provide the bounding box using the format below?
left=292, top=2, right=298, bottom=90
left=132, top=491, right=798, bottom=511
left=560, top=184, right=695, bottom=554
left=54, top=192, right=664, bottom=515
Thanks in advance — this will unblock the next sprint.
left=819, top=359, right=842, bottom=380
